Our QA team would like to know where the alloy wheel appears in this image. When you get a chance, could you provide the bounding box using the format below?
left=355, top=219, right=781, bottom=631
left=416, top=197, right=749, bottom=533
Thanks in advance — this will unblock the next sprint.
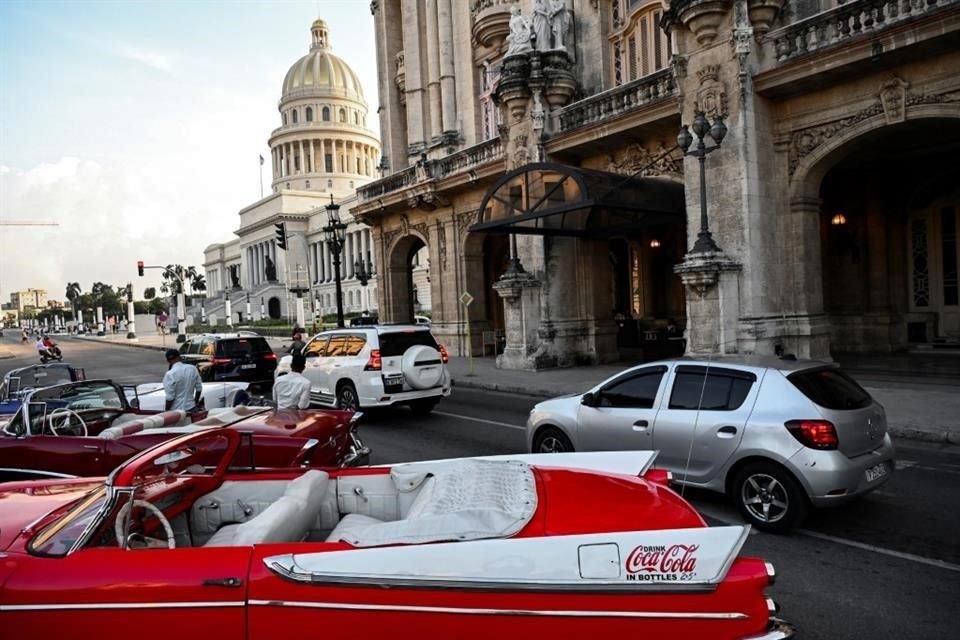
left=338, top=385, right=358, bottom=411
left=741, top=473, right=789, bottom=523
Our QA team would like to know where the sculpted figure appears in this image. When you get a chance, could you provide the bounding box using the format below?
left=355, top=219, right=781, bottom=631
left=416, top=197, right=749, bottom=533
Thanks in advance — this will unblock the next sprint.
left=505, top=6, right=533, bottom=57
left=532, top=0, right=551, bottom=51
left=549, top=0, right=570, bottom=52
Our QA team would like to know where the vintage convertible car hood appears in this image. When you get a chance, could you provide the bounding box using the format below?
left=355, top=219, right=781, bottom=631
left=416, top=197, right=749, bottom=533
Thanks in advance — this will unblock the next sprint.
left=0, top=478, right=101, bottom=550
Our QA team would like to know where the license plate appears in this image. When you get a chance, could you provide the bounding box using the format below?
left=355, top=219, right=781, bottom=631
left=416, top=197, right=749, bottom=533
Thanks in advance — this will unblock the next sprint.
left=865, top=463, right=888, bottom=483
left=240, top=364, right=257, bottom=369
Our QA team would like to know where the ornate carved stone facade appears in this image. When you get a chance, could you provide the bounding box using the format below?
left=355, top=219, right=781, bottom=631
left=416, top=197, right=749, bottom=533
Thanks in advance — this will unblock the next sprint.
left=355, top=0, right=960, bottom=366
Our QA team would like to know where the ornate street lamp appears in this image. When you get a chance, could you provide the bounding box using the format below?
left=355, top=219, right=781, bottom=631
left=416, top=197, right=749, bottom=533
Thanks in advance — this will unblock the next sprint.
left=354, top=257, right=372, bottom=287
left=324, top=194, right=348, bottom=328
left=678, top=110, right=727, bottom=254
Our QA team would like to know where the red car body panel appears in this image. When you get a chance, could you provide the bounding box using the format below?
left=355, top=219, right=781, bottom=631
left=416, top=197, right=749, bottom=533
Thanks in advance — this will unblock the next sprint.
left=0, top=381, right=365, bottom=480
left=0, top=431, right=787, bottom=639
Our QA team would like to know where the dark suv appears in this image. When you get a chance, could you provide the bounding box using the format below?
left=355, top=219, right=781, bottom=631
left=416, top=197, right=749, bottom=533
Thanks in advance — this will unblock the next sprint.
left=178, top=333, right=277, bottom=388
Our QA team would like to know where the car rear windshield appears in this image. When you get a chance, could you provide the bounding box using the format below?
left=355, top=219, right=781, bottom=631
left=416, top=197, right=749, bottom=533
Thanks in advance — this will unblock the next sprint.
left=788, top=367, right=872, bottom=410
left=378, top=330, right=439, bottom=357
left=216, top=338, right=272, bottom=357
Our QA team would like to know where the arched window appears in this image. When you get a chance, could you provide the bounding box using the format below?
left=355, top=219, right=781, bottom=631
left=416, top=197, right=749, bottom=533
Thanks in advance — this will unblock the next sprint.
left=292, top=110, right=298, bottom=124
left=306, top=107, right=313, bottom=121
left=338, top=108, right=346, bottom=122
left=322, top=106, right=330, bottom=121
left=609, top=1, right=670, bottom=86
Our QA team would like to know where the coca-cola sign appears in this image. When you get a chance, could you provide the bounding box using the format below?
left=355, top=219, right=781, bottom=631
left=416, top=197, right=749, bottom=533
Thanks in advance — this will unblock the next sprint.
left=625, top=543, right=700, bottom=582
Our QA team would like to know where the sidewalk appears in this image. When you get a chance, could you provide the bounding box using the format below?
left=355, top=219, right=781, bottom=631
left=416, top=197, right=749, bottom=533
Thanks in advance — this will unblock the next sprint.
left=446, top=356, right=960, bottom=446
left=74, top=334, right=960, bottom=446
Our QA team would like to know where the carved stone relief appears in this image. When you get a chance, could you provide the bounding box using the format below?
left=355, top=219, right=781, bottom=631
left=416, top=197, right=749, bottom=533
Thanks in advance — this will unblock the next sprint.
left=695, top=65, right=728, bottom=119
left=607, top=141, right=684, bottom=178
left=787, top=88, right=959, bottom=175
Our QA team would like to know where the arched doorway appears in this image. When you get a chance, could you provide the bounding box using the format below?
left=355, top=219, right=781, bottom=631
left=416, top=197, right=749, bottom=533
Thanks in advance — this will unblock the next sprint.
left=812, top=118, right=960, bottom=351
left=386, top=234, right=429, bottom=324
left=268, top=296, right=282, bottom=319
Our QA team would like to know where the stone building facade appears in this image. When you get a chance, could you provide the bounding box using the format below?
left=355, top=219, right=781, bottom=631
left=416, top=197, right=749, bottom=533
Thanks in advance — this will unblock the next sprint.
left=356, top=0, right=960, bottom=368
left=200, top=19, right=382, bottom=326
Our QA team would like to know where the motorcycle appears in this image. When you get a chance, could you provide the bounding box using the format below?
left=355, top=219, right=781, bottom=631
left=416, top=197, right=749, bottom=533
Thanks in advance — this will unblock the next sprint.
left=39, top=345, right=63, bottom=363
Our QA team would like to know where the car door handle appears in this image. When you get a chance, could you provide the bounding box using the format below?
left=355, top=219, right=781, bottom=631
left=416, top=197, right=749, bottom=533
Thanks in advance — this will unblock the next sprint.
left=632, top=420, right=649, bottom=431
left=202, top=577, right=242, bottom=588
left=717, top=426, right=738, bottom=438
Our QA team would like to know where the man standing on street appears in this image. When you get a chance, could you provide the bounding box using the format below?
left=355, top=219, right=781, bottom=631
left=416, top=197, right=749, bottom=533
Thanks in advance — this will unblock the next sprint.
left=272, top=354, right=311, bottom=409
left=163, top=348, right=203, bottom=412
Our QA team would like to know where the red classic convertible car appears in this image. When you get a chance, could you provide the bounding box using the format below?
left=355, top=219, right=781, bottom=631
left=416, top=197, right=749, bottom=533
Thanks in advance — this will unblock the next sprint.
left=0, top=379, right=368, bottom=481
left=0, top=430, right=793, bottom=639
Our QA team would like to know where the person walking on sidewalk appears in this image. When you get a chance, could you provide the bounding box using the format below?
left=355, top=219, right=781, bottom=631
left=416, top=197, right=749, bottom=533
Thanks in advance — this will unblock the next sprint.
left=163, top=348, right=203, bottom=412
left=273, top=354, right=311, bottom=409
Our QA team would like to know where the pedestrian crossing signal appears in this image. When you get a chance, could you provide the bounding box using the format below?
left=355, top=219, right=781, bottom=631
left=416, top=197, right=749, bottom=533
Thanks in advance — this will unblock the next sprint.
left=137, top=261, right=144, bottom=277
left=275, top=222, right=288, bottom=250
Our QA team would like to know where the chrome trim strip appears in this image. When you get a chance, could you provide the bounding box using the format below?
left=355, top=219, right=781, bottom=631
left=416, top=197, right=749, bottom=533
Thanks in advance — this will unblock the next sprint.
left=0, top=601, right=245, bottom=611
left=0, top=467, right=78, bottom=479
left=264, top=556, right=718, bottom=593
left=247, top=599, right=748, bottom=619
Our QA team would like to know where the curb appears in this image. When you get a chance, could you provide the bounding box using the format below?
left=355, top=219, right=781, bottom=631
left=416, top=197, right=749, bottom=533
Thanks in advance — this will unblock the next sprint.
left=453, top=377, right=959, bottom=447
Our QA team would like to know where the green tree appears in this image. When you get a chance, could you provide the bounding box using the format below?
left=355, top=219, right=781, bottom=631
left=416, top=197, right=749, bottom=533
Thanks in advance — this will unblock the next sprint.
left=65, top=282, right=81, bottom=320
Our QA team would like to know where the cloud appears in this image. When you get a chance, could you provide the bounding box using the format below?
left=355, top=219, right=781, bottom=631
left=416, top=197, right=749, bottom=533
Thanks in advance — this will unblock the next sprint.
left=115, top=45, right=173, bottom=72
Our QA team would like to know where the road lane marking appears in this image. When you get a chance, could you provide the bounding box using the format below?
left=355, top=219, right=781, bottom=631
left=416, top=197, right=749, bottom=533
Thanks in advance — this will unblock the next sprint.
left=794, top=529, right=960, bottom=573
left=433, top=411, right=527, bottom=431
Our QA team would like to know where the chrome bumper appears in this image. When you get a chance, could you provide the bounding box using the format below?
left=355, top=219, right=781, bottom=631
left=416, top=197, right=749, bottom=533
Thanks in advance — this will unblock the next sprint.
left=743, top=619, right=795, bottom=639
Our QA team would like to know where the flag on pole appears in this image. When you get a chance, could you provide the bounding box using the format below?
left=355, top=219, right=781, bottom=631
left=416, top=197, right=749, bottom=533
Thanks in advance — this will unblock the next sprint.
left=259, top=154, right=265, bottom=165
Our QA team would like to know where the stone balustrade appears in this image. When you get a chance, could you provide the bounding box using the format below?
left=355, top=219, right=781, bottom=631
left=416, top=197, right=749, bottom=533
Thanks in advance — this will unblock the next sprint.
left=556, top=69, right=676, bottom=133
left=357, top=138, right=504, bottom=203
left=771, top=0, right=958, bottom=62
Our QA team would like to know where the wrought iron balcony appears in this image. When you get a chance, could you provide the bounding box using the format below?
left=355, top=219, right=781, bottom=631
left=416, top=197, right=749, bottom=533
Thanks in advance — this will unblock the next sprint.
left=556, top=69, right=677, bottom=133
left=771, top=0, right=959, bottom=63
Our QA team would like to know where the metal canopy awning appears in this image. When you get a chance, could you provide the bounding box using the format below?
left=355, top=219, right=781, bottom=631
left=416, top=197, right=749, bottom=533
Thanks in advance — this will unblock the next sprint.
left=470, top=162, right=684, bottom=238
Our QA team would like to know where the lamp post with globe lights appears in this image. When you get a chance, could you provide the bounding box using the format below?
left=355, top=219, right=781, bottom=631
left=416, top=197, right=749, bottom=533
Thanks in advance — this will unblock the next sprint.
left=323, top=195, right=348, bottom=328
left=677, top=111, right=728, bottom=254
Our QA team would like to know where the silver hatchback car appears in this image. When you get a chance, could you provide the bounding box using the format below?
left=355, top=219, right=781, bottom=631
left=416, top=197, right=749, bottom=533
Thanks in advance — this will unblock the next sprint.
left=526, top=356, right=895, bottom=532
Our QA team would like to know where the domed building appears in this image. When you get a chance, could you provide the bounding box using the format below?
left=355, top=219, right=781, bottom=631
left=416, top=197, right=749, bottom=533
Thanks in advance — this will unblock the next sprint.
left=200, top=19, right=383, bottom=329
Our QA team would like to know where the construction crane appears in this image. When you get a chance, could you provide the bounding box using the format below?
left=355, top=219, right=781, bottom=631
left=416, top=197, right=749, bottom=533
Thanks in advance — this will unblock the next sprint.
left=0, top=221, right=59, bottom=226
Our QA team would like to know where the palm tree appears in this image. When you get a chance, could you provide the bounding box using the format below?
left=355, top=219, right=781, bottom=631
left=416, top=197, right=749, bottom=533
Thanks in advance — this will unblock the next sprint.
left=65, top=282, right=81, bottom=321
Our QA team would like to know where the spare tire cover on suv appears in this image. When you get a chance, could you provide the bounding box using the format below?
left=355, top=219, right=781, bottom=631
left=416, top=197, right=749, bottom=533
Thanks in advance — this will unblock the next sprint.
left=401, top=344, right=444, bottom=390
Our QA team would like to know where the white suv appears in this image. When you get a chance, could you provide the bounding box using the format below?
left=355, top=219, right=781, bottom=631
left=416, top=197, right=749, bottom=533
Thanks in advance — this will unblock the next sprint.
left=275, top=325, right=452, bottom=414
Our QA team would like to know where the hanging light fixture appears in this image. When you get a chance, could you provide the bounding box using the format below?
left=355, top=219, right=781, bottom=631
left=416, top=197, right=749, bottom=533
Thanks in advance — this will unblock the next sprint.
left=831, top=213, right=847, bottom=226
left=649, top=239, right=661, bottom=249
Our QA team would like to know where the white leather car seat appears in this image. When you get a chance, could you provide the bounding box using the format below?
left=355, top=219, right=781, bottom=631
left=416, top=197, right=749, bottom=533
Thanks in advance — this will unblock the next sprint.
left=204, top=470, right=331, bottom=546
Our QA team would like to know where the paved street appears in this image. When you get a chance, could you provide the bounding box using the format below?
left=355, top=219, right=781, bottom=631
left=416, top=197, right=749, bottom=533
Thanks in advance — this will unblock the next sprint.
left=2, top=335, right=958, bottom=638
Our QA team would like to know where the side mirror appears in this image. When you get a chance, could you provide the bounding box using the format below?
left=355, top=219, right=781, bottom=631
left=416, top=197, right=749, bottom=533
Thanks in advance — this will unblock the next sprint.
left=581, top=392, right=599, bottom=408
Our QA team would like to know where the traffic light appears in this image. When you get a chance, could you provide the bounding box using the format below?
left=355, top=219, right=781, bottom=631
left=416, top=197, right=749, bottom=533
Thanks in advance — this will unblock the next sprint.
left=275, top=222, right=288, bottom=250
left=137, top=261, right=144, bottom=277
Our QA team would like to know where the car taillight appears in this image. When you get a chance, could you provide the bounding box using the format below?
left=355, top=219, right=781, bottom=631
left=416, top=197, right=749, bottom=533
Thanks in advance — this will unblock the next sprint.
left=438, top=343, right=449, bottom=363
left=211, top=357, right=232, bottom=365
left=365, top=349, right=382, bottom=371
left=785, top=419, right=838, bottom=450
left=262, top=352, right=277, bottom=360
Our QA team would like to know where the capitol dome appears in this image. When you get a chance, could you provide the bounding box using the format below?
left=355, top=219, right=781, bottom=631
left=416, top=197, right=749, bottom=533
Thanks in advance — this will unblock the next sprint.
left=281, top=19, right=364, bottom=103
left=268, top=18, right=380, bottom=196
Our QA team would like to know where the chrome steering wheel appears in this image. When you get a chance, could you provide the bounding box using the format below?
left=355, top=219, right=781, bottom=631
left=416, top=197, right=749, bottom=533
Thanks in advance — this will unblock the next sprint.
left=48, top=407, right=88, bottom=437
left=115, top=499, right=176, bottom=550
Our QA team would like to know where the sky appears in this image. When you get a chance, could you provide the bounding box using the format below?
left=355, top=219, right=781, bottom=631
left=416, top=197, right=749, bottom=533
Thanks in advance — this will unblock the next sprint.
left=0, top=0, right=378, bottom=301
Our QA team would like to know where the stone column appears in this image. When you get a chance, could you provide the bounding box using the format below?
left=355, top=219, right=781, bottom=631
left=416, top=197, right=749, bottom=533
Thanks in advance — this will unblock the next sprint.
left=494, top=272, right=543, bottom=370
left=425, top=0, right=442, bottom=143
left=437, top=0, right=457, bottom=136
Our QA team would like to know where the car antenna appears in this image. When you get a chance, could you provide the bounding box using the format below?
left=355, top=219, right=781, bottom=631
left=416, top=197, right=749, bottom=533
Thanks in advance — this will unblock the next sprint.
left=679, top=352, right=713, bottom=500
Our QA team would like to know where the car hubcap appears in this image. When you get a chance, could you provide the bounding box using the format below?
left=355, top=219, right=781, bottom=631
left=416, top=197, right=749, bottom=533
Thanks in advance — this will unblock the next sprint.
left=539, top=436, right=567, bottom=453
left=742, top=473, right=789, bottom=523
left=339, top=388, right=357, bottom=411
